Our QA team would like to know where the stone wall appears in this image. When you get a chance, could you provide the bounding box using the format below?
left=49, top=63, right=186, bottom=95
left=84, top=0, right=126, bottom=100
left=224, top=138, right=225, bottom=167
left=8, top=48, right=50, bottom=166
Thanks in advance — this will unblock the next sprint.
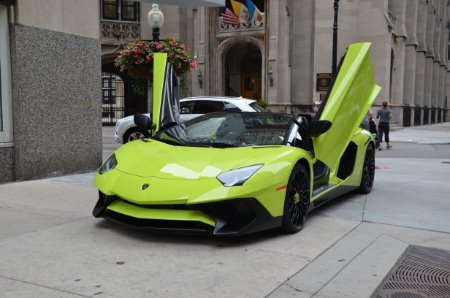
left=9, top=25, right=102, bottom=180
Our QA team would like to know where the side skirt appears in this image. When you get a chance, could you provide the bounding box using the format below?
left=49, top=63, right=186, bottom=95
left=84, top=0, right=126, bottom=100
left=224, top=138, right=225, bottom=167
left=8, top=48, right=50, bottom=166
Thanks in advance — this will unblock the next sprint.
left=310, top=184, right=358, bottom=210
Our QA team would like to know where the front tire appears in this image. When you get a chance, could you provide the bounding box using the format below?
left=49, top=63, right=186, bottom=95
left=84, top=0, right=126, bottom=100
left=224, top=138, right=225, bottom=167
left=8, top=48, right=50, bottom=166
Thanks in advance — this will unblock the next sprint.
left=123, top=127, right=150, bottom=144
left=281, top=163, right=310, bottom=233
left=358, top=144, right=375, bottom=194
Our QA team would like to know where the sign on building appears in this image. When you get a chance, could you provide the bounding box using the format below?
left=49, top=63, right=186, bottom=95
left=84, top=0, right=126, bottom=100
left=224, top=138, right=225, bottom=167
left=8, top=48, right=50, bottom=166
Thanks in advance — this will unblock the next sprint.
left=316, top=73, right=332, bottom=92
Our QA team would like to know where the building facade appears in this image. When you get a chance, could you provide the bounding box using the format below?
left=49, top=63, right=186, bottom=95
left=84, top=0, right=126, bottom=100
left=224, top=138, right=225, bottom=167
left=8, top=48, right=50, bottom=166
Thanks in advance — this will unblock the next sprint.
left=101, top=0, right=449, bottom=127
left=0, top=0, right=102, bottom=183
left=0, top=0, right=447, bottom=183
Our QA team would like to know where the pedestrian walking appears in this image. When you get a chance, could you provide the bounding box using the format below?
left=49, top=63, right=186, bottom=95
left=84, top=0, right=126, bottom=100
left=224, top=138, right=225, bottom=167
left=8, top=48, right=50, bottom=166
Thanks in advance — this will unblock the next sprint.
left=377, top=101, right=392, bottom=150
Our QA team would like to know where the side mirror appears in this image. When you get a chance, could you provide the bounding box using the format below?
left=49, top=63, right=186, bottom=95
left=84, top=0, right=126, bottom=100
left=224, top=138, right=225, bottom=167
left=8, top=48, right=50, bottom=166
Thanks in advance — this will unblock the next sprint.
left=306, top=120, right=332, bottom=137
left=134, top=113, right=151, bottom=132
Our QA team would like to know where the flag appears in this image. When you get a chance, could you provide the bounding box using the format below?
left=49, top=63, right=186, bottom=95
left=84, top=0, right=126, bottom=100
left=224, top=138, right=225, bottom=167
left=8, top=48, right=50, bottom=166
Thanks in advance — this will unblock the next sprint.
left=221, top=7, right=238, bottom=25
left=244, top=0, right=263, bottom=25
left=230, top=0, right=250, bottom=26
left=253, top=8, right=264, bottom=26
left=244, top=0, right=256, bottom=22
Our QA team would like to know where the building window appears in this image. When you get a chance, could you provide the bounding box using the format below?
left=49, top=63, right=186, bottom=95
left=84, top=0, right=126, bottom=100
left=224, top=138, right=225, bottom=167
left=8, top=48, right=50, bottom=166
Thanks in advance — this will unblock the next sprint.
left=101, top=72, right=125, bottom=125
left=0, top=5, right=13, bottom=144
left=101, top=0, right=140, bottom=22
left=121, top=0, right=139, bottom=21
left=102, top=0, right=119, bottom=20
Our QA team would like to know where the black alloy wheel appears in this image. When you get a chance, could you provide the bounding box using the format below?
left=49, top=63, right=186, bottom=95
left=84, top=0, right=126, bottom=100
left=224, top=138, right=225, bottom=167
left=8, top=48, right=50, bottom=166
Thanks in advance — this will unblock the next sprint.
left=281, top=163, right=310, bottom=233
left=358, top=144, right=375, bottom=194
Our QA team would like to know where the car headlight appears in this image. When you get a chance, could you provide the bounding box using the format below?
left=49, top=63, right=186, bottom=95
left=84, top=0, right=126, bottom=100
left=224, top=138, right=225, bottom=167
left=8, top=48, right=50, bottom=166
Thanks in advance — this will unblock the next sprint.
left=217, top=164, right=263, bottom=187
left=99, top=154, right=117, bottom=174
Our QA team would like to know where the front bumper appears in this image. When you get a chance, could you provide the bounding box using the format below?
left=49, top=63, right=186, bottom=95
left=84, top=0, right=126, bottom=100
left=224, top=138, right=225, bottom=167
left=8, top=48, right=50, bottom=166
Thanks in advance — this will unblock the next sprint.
left=93, top=192, right=282, bottom=236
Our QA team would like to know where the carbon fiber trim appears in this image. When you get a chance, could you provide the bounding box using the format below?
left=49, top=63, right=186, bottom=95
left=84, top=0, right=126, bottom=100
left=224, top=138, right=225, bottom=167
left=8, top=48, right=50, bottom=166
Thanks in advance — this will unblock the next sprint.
left=93, top=193, right=282, bottom=236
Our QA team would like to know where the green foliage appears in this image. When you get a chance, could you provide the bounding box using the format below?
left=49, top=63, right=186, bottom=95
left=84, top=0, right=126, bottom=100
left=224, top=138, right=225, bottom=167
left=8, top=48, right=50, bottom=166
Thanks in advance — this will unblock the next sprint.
left=256, top=99, right=268, bottom=108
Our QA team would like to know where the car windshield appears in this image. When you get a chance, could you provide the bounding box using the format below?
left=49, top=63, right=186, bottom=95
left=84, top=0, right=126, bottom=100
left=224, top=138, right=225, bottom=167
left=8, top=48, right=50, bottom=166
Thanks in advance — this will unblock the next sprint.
left=154, top=112, right=293, bottom=148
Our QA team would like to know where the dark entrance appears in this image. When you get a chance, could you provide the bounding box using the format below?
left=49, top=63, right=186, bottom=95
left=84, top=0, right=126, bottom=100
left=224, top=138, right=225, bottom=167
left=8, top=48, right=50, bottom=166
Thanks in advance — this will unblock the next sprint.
left=101, top=62, right=148, bottom=126
left=225, top=43, right=262, bottom=100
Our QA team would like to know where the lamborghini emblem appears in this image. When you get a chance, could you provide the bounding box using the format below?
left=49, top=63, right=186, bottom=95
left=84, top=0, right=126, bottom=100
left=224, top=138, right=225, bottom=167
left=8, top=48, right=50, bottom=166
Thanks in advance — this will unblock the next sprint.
left=142, top=184, right=150, bottom=190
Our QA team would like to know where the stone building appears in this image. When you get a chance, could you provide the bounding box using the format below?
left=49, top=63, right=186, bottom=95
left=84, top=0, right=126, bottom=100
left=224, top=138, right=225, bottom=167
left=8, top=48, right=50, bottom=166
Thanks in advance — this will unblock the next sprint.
left=0, top=0, right=102, bottom=183
left=100, top=0, right=449, bottom=127
left=1, top=0, right=448, bottom=183
left=314, top=0, right=449, bottom=126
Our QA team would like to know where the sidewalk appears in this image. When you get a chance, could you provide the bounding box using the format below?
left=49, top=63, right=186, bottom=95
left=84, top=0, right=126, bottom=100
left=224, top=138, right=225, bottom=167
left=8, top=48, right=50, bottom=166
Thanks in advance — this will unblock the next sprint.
left=389, top=121, right=450, bottom=144
left=0, top=123, right=449, bottom=297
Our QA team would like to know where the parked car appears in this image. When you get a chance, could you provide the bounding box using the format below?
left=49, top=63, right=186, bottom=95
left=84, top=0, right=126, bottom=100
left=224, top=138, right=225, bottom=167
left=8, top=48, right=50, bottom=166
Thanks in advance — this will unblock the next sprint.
left=93, top=42, right=380, bottom=236
left=113, top=96, right=266, bottom=144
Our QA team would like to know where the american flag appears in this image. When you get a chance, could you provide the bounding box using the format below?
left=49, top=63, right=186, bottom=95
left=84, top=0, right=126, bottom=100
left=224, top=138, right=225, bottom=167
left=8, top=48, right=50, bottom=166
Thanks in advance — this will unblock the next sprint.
left=221, top=7, right=238, bottom=25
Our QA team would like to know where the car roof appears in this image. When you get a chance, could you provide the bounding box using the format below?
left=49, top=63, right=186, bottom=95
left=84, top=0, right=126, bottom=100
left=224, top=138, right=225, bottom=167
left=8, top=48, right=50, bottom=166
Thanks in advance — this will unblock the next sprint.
left=180, top=96, right=256, bottom=104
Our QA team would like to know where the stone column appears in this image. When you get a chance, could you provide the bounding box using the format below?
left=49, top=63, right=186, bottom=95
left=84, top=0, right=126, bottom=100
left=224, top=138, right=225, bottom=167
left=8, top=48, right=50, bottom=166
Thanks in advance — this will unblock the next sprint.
left=192, top=7, right=207, bottom=96
left=446, top=73, right=450, bottom=121
left=423, top=2, right=435, bottom=124
left=432, top=61, right=440, bottom=123
left=289, top=0, right=314, bottom=114
left=403, top=0, right=418, bottom=112
left=267, top=0, right=291, bottom=112
left=388, top=0, right=408, bottom=126
left=391, top=37, right=406, bottom=126
left=414, top=52, right=426, bottom=125
left=439, top=66, right=446, bottom=120
left=438, top=5, right=448, bottom=121
left=431, top=2, right=442, bottom=119
left=404, top=45, right=417, bottom=125
left=357, top=0, right=390, bottom=104
left=414, top=0, right=428, bottom=125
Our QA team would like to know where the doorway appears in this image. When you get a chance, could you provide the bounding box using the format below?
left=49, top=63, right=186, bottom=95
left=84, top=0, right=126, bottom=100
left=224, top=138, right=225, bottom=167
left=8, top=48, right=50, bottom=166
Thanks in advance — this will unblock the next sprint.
left=241, top=74, right=260, bottom=99
left=225, top=43, right=262, bottom=99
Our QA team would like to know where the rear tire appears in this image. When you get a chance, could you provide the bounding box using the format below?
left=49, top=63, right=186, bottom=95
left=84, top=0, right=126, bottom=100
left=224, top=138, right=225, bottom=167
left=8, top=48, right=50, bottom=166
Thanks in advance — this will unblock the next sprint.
left=280, top=163, right=310, bottom=233
left=358, top=144, right=375, bottom=194
left=123, top=127, right=150, bottom=143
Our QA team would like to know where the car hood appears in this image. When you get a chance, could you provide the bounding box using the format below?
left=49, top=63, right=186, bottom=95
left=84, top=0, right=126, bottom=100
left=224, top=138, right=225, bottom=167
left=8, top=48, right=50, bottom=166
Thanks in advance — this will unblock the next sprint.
left=114, top=140, right=286, bottom=179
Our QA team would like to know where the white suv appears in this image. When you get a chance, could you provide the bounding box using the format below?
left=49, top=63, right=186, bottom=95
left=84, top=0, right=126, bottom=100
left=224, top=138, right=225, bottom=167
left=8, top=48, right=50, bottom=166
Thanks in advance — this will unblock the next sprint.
left=114, top=96, right=266, bottom=143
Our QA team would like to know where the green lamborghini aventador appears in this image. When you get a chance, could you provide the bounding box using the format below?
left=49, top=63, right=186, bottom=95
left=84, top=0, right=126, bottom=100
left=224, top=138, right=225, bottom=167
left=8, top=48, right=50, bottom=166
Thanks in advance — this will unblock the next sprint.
left=93, top=42, right=381, bottom=235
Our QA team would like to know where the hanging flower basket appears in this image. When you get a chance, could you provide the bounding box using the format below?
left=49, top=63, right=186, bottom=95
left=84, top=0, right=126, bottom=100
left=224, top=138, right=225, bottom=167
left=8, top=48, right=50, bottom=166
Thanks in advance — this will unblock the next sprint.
left=115, top=38, right=197, bottom=81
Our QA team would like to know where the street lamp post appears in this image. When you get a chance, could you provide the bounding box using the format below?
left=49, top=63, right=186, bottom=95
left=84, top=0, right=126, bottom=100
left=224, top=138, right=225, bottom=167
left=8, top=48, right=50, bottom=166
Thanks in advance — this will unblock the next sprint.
left=147, top=4, right=164, bottom=41
left=332, top=0, right=340, bottom=78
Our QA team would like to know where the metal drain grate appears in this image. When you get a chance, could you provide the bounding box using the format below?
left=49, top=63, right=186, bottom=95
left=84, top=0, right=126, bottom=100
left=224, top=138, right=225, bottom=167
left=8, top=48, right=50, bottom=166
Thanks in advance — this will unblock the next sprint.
left=372, top=245, right=450, bottom=298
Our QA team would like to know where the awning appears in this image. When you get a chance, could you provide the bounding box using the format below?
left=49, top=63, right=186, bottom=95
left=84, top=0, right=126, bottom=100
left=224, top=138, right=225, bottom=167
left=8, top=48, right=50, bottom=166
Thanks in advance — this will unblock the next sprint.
left=140, top=0, right=224, bottom=7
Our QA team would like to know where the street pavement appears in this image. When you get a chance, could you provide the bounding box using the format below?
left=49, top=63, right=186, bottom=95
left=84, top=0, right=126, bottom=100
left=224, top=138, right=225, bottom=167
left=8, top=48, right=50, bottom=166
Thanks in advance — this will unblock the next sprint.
left=0, top=123, right=450, bottom=297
